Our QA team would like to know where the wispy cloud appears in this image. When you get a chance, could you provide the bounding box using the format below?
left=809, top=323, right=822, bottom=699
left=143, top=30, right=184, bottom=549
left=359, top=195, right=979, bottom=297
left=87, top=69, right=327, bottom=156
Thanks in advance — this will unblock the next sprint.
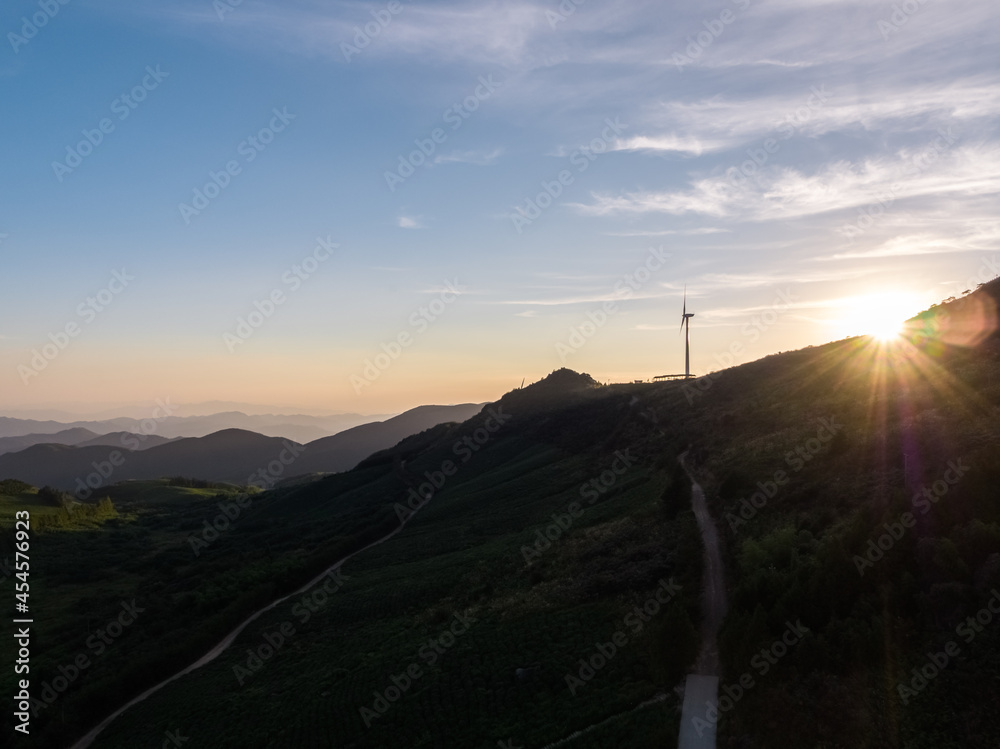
left=576, top=144, right=1000, bottom=222
left=433, top=148, right=503, bottom=166
left=645, top=78, right=1000, bottom=142
left=398, top=215, right=426, bottom=229
left=819, top=222, right=1000, bottom=261
left=611, top=134, right=726, bottom=156
left=604, top=227, right=730, bottom=237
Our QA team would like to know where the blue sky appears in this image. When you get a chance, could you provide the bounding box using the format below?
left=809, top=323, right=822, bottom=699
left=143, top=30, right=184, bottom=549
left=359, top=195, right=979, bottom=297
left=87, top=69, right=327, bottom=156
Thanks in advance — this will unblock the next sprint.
left=1, top=0, right=998, bottom=414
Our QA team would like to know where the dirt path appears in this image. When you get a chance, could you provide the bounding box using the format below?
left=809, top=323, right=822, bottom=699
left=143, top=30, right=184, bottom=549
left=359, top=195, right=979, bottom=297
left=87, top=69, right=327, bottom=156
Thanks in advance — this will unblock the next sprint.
left=538, top=692, right=669, bottom=749
left=682, top=452, right=727, bottom=675
left=540, top=451, right=730, bottom=749
left=68, top=491, right=431, bottom=749
left=677, top=451, right=728, bottom=749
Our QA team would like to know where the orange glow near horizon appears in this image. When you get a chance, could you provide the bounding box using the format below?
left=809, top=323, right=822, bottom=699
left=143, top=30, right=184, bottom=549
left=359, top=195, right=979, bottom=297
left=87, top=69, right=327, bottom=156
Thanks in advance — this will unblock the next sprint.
left=833, top=292, right=924, bottom=344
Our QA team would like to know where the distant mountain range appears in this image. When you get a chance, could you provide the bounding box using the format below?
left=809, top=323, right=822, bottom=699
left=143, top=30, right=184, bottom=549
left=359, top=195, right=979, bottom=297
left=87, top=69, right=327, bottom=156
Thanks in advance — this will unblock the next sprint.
left=0, top=403, right=485, bottom=493
left=0, top=410, right=391, bottom=445
left=0, top=428, right=177, bottom=456
left=287, top=404, right=487, bottom=476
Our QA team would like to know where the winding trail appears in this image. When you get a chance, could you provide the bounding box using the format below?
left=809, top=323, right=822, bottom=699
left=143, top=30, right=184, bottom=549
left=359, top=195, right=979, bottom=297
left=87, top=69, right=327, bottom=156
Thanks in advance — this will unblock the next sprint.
left=677, top=451, right=728, bottom=749
left=70, top=448, right=728, bottom=749
left=538, top=450, right=730, bottom=749
left=538, top=693, right=669, bottom=749
left=68, top=488, right=429, bottom=749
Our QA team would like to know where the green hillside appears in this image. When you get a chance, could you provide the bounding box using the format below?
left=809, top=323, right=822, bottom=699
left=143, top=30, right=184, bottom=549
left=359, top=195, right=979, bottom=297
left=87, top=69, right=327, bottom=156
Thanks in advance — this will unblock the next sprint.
left=2, top=281, right=999, bottom=748
left=1, top=373, right=701, bottom=748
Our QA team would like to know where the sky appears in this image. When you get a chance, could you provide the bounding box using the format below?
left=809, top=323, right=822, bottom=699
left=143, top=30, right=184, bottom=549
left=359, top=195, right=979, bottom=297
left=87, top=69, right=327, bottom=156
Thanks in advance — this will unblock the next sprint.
left=1, top=0, right=998, bottom=416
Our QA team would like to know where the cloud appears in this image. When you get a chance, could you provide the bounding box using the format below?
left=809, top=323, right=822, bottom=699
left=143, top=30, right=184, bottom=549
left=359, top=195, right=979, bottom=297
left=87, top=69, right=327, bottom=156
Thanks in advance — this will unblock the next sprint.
left=398, top=215, right=426, bottom=229
left=149, top=0, right=552, bottom=66
left=611, top=134, right=726, bottom=156
left=671, top=78, right=999, bottom=138
left=818, top=222, right=1000, bottom=261
left=433, top=148, right=503, bottom=166
left=576, top=143, right=1000, bottom=222
left=604, top=227, right=730, bottom=237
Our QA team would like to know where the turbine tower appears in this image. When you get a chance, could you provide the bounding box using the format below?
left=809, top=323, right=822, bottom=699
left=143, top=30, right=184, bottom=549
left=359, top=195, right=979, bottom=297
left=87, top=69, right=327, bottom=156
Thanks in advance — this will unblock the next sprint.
left=680, top=287, right=695, bottom=378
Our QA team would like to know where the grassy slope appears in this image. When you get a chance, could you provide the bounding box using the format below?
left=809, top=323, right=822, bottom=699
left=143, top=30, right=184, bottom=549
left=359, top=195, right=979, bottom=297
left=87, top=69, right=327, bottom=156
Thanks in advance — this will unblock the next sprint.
left=4, top=281, right=999, bottom=748
left=640, top=281, right=1000, bottom=748
left=2, top=375, right=700, bottom=748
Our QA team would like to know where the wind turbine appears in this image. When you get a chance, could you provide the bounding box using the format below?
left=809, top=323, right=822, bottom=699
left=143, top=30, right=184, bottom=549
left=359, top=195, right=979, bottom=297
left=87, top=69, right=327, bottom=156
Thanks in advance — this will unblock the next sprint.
left=680, top=287, right=695, bottom=378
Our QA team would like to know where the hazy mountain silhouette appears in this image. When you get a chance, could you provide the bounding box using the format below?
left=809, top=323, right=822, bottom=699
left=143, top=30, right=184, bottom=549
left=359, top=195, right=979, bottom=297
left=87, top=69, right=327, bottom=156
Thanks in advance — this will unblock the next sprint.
left=75, top=431, right=180, bottom=451
left=0, top=411, right=384, bottom=443
left=290, top=403, right=486, bottom=475
left=0, top=427, right=101, bottom=455
left=0, top=430, right=298, bottom=494
left=0, top=403, right=486, bottom=492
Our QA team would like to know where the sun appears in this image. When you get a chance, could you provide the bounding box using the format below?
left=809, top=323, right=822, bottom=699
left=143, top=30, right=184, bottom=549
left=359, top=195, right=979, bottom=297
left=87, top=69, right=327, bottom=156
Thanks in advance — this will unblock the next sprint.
left=871, top=315, right=904, bottom=342
left=835, top=292, right=920, bottom=343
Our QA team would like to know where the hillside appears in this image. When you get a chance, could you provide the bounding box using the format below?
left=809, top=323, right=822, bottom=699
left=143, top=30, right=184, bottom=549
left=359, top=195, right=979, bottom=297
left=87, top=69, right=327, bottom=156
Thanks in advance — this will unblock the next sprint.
left=290, top=402, right=486, bottom=475
left=0, top=280, right=997, bottom=748
left=0, top=372, right=699, bottom=748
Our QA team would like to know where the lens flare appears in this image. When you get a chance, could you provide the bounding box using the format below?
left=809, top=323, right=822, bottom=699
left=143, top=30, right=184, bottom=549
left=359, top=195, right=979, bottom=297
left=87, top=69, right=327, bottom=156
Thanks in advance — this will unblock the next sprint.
left=835, top=292, right=921, bottom=343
